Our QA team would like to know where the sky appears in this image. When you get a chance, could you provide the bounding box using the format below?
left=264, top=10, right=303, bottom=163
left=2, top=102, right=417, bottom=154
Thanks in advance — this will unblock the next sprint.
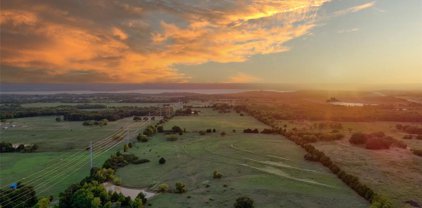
left=0, top=0, right=421, bottom=85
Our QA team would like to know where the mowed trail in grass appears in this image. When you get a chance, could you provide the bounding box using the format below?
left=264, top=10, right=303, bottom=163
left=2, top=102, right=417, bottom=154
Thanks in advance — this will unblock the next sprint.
left=0, top=116, right=151, bottom=197
left=117, top=109, right=368, bottom=208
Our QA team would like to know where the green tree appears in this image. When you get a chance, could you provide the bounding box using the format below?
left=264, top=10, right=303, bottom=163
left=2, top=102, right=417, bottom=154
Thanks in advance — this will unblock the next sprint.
left=234, top=196, right=254, bottom=208
left=175, top=182, right=186, bottom=193
left=34, top=197, right=50, bottom=208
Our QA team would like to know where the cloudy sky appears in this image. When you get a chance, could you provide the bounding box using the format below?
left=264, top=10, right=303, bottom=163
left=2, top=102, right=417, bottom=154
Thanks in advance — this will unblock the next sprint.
left=0, top=0, right=421, bottom=84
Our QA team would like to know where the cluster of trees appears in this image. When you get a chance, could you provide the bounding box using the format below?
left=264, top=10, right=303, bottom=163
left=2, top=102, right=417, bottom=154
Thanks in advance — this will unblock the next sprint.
left=212, top=103, right=232, bottom=113
left=349, top=132, right=407, bottom=150
left=64, top=107, right=159, bottom=122
left=294, top=132, right=344, bottom=143
left=0, top=183, right=37, bottom=208
left=396, top=124, right=422, bottom=135
left=0, top=142, right=38, bottom=153
left=175, top=108, right=199, bottom=116
left=102, top=152, right=149, bottom=170
left=243, top=128, right=259, bottom=133
left=143, top=125, right=157, bottom=136
left=198, top=128, right=218, bottom=135
left=313, top=122, right=343, bottom=130
left=59, top=179, right=144, bottom=208
left=82, top=119, right=108, bottom=126
left=237, top=101, right=422, bottom=122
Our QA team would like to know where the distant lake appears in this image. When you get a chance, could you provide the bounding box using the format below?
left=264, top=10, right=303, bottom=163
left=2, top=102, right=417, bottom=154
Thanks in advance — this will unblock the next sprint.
left=330, top=102, right=377, bottom=107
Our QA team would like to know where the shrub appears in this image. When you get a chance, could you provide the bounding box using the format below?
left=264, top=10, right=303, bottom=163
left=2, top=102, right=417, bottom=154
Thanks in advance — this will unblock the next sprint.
left=137, top=134, right=148, bottom=142
left=172, top=126, right=183, bottom=134
left=365, top=138, right=390, bottom=150
left=136, top=192, right=147, bottom=204
left=175, top=182, right=186, bottom=193
left=143, top=125, right=156, bottom=136
left=213, top=170, right=222, bottom=179
left=349, top=133, right=367, bottom=145
left=157, top=126, right=164, bottom=133
left=199, top=131, right=206, bottom=135
left=412, top=149, right=422, bottom=157
left=234, top=196, right=254, bottom=208
left=158, top=183, right=169, bottom=192
left=220, top=131, right=226, bottom=136
left=131, top=159, right=150, bottom=164
left=123, top=144, right=129, bottom=152
left=159, top=157, right=166, bottom=164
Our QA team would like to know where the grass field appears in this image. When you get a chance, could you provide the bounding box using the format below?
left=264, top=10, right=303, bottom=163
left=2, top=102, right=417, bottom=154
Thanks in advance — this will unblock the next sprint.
left=163, top=108, right=268, bottom=132
left=0, top=116, right=154, bottom=198
left=1, top=116, right=140, bottom=151
left=117, top=109, right=369, bottom=208
left=276, top=120, right=422, bottom=207
left=19, top=102, right=172, bottom=108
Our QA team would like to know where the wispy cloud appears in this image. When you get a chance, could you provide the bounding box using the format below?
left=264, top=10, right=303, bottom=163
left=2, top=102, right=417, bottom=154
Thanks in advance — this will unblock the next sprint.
left=337, top=28, right=360, bottom=34
left=334, top=1, right=376, bottom=16
left=226, top=73, right=261, bottom=83
left=0, top=0, right=330, bottom=83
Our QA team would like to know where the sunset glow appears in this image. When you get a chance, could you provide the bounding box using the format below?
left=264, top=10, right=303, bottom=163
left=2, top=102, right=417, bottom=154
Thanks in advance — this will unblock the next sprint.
left=0, top=0, right=421, bottom=85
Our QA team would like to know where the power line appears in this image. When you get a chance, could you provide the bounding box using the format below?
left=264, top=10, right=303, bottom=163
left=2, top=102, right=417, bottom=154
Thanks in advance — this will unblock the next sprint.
left=4, top=120, right=150, bottom=208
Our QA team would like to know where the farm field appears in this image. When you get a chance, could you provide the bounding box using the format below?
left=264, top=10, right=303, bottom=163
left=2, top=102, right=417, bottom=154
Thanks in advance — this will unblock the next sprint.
left=1, top=116, right=141, bottom=151
left=19, top=102, right=171, bottom=108
left=163, top=108, right=269, bottom=132
left=117, top=109, right=369, bottom=208
left=275, top=120, right=422, bottom=207
left=0, top=116, right=153, bottom=197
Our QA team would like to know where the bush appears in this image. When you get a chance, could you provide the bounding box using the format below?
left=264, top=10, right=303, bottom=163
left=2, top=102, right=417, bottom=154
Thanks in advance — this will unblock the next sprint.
left=131, top=159, right=150, bottom=164
left=365, top=138, right=390, bottom=150
left=167, top=136, right=178, bottom=141
left=213, top=170, right=222, bottom=179
left=172, top=126, right=183, bottom=134
left=136, top=192, right=147, bottom=204
left=159, top=157, right=166, bottom=164
left=349, top=133, right=367, bottom=145
left=412, top=149, right=422, bottom=157
left=137, top=134, right=148, bottom=142
left=158, top=183, right=169, bottom=192
left=175, top=182, right=186, bottom=193
left=220, top=131, right=226, bottom=136
left=157, top=126, right=164, bottom=133
left=143, top=125, right=156, bottom=136
left=123, top=144, right=129, bottom=152
left=234, top=196, right=254, bottom=208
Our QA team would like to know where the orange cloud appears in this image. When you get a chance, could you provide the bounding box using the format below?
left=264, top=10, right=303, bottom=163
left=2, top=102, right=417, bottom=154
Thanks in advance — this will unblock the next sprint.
left=0, top=0, right=329, bottom=83
left=226, top=73, right=261, bottom=83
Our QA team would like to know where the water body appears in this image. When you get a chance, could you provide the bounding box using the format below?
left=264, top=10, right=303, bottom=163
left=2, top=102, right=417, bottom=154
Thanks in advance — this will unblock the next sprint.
left=330, top=102, right=377, bottom=107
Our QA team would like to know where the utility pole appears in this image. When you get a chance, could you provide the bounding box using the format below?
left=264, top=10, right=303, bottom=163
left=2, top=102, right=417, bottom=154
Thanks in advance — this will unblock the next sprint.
left=90, top=141, right=93, bottom=170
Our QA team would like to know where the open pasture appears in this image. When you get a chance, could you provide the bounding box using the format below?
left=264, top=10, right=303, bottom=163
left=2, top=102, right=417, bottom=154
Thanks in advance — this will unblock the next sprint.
left=0, top=116, right=153, bottom=197
left=117, top=110, right=368, bottom=208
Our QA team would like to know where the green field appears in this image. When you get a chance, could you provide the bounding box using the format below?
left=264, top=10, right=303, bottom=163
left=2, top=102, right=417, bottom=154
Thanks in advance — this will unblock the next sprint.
left=0, top=116, right=154, bottom=197
left=117, top=109, right=369, bottom=207
left=1, top=116, right=140, bottom=151
left=19, top=102, right=171, bottom=108
left=163, top=108, right=268, bottom=132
